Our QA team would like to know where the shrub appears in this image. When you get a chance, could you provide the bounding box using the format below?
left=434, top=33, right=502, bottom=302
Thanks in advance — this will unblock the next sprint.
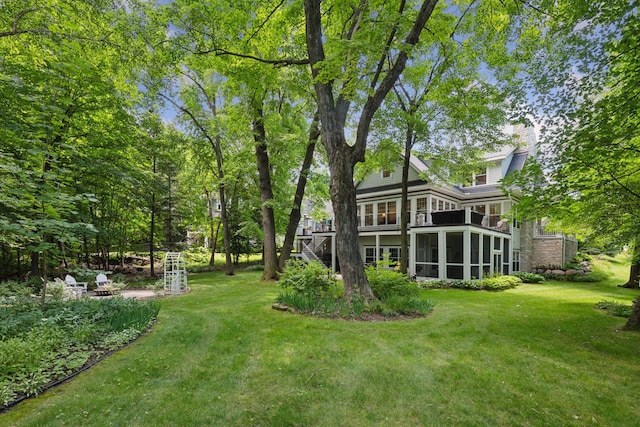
left=480, top=275, right=521, bottom=290
left=419, top=276, right=520, bottom=291
left=0, top=281, right=33, bottom=298
left=572, top=252, right=592, bottom=263
left=365, top=267, right=418, bottom=300
left=566, top=271, right=608, bottom=282
left=374, top=295, right=435, bottom=316
left=594, top=300, right=632, bottom=317
left=279, top=259, right=337, bottom=298
left=514, top=272, right=545, bottom=283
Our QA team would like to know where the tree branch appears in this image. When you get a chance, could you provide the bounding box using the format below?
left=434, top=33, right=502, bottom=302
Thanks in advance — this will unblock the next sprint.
left=195, top=48, right=309, bottom=67
left=352, top=0, right=439, bottom=164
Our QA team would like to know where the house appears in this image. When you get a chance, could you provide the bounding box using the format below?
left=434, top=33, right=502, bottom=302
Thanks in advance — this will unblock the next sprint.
left=296, top=126, right=577, bottom=280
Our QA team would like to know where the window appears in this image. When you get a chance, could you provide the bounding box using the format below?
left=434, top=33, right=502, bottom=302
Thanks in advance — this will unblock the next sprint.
left=472, top=204, right=486, bottom=215
left=446, top=232, right=464, bottom=280
left=416, top=197, right=428, bottom=224
left=512, top=251, right=520, bottom=272
left=431, top=197, right=457, bottom=212
left=377, top=201, right=397, bottom=225
left=475, top=167, right=487, bottom=185
left=364, top=204, right=374, bottom=226
left=489, top=203, right=502, bottom=227
left=364, top=247, right=400, bottom=266
left=465, top=167, right=488, bottom=186
left=365, top=247, right=379, bottom=264
left=382, top=169, right=391, bottom=178
left=387, top=248, right=400, bottom=265
left=503, top=240, right=510, bottom=274
left=416, top=233, right=438, bottom=278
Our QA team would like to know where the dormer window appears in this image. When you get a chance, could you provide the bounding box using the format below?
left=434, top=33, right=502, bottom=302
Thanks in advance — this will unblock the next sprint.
left=475, top=167, right=487, bottom=185
left=466, top=167, right=487, bottom=186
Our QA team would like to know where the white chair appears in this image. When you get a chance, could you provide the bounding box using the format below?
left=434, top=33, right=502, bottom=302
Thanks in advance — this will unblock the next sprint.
left=95, top=273, right=112, bottom=287
left=65, top=274, right=88, bottom=294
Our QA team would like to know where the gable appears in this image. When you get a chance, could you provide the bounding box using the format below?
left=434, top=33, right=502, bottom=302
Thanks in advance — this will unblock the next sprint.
left=356, top=159, right=425, bottom=192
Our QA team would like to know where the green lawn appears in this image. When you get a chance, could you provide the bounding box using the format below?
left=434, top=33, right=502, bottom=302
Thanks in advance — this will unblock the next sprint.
left=3, top=265, right=640, bottom=426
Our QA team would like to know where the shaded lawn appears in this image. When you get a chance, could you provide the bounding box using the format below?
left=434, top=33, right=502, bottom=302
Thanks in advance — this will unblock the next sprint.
left=2, top=270, right=640, bottom=426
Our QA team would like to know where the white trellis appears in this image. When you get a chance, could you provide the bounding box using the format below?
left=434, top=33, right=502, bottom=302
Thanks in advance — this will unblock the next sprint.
left=164, top=252, right=187, bottom=294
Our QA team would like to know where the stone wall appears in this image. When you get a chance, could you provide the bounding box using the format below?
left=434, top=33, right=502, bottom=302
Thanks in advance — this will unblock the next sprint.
left=520, top=221, right=534, bottom=272
left=564, top=238, right=578, bottom=266
left=531, top=238, right=565, bottom=268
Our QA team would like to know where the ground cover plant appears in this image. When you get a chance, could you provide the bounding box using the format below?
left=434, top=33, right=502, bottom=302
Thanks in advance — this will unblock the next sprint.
left=2, top=259, right=640, bottom=426
left=276, top=260, right=434, bottom=318
left=0, top=287, right=160, bottom=409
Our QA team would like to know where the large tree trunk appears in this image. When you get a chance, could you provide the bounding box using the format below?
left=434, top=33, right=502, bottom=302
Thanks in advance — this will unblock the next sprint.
left=624, top=296, right=640, bottom=330
left=620, top=261, right=640, bottom=289
left=279, top=111, right=320, bottom=270
left=329, top=147, right=373, bottom=300
left=253, top=98, right=279, bottom=280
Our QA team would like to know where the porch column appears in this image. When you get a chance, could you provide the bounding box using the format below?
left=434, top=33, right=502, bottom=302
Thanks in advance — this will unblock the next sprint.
left=438, top=231, right=445, bottom=280
left=375, top=234, right=380, bottom=267
left=463, top=228, right=471, bottom=280
left=409, top=230, right=416, bottom=277
left=331, top=236, right=336, bottom=273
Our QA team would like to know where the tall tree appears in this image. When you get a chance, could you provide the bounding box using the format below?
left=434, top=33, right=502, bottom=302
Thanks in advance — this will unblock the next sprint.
left=303, top=0, right=438, bottom=299
left=503, top=1, right=640, bottom=328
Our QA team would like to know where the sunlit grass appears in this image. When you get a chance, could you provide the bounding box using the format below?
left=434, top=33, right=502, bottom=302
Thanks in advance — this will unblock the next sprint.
left=2, top=261, right=639, bottom=426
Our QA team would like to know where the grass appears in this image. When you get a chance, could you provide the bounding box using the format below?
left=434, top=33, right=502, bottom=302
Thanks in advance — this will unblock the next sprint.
left=2, top=261, right=640, bottom=426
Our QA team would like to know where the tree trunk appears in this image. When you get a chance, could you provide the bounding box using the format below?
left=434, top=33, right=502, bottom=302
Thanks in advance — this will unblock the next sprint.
left=328, top=146, right=374, bottom=300
left=253, top=98, right=279, bottom=280
left=620, top=262, right=640, bottom=289
left=30, top=251, right=39, bottom=277
left=150, top=155, right=156, bottom=278
left=623, top=296, right=640, bottom=331
left=279, top=111, right=320, bottom=270
left=399, top=125, right=414, bottom=275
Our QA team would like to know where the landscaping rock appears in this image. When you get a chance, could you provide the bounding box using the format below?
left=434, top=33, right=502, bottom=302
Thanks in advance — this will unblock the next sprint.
left=551, top=269, right=566, bottom=276
left=272, top=303, right=290, bottom=312
left=565, top=269, right=578, bottom=276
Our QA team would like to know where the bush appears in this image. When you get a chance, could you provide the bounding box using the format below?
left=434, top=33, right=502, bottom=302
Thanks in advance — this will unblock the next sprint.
left=594, top=300, right=632, bottom=317
left=279, top=259, right=337, bottom=298
left=479, top=275, right=522, bottom=290
left=572, top=252, right=592, bottom=263
left=514, top=272, right=545, bottom=283
left=419, top=275, right=521, bottom=291
left=373, top=295, right=435, bottom=316
left=566, top=271, right=608, bottom=282
left=365, top=267, right=418, bottom=300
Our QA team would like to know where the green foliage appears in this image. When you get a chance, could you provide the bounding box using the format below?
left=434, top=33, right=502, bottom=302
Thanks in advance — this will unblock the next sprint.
left=370, top=295, right=435, bottom=317
left=572, top=252, right=592, bottom=263
left=365, top=266, right=419, bottom=300
left=0, top=295, right=160, bottom=408
left=419, top=275, right=522, bottom=291
left=566, top=272, right=608, bottom=283
left=480, top=275, right=522, bottom=290
left=278, top=265, right=432, bottom=319
left=279, top=260, right=337, bottom=299
left=594, top=300, right=633, bottom=318
left=514, top=272, right=545, bottom=283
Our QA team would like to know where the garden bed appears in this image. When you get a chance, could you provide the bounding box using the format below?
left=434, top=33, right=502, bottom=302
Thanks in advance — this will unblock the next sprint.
left=0, top=295, right=160, bottom=410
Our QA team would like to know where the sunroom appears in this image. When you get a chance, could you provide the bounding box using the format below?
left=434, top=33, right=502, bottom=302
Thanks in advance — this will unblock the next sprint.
left=410, top=226, right=513, bottom=281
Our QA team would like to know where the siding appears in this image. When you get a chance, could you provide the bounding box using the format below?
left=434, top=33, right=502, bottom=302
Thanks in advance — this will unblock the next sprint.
left=357, top=162, right=422, bottom=191
left=487, top=161, right=502, bottom=184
